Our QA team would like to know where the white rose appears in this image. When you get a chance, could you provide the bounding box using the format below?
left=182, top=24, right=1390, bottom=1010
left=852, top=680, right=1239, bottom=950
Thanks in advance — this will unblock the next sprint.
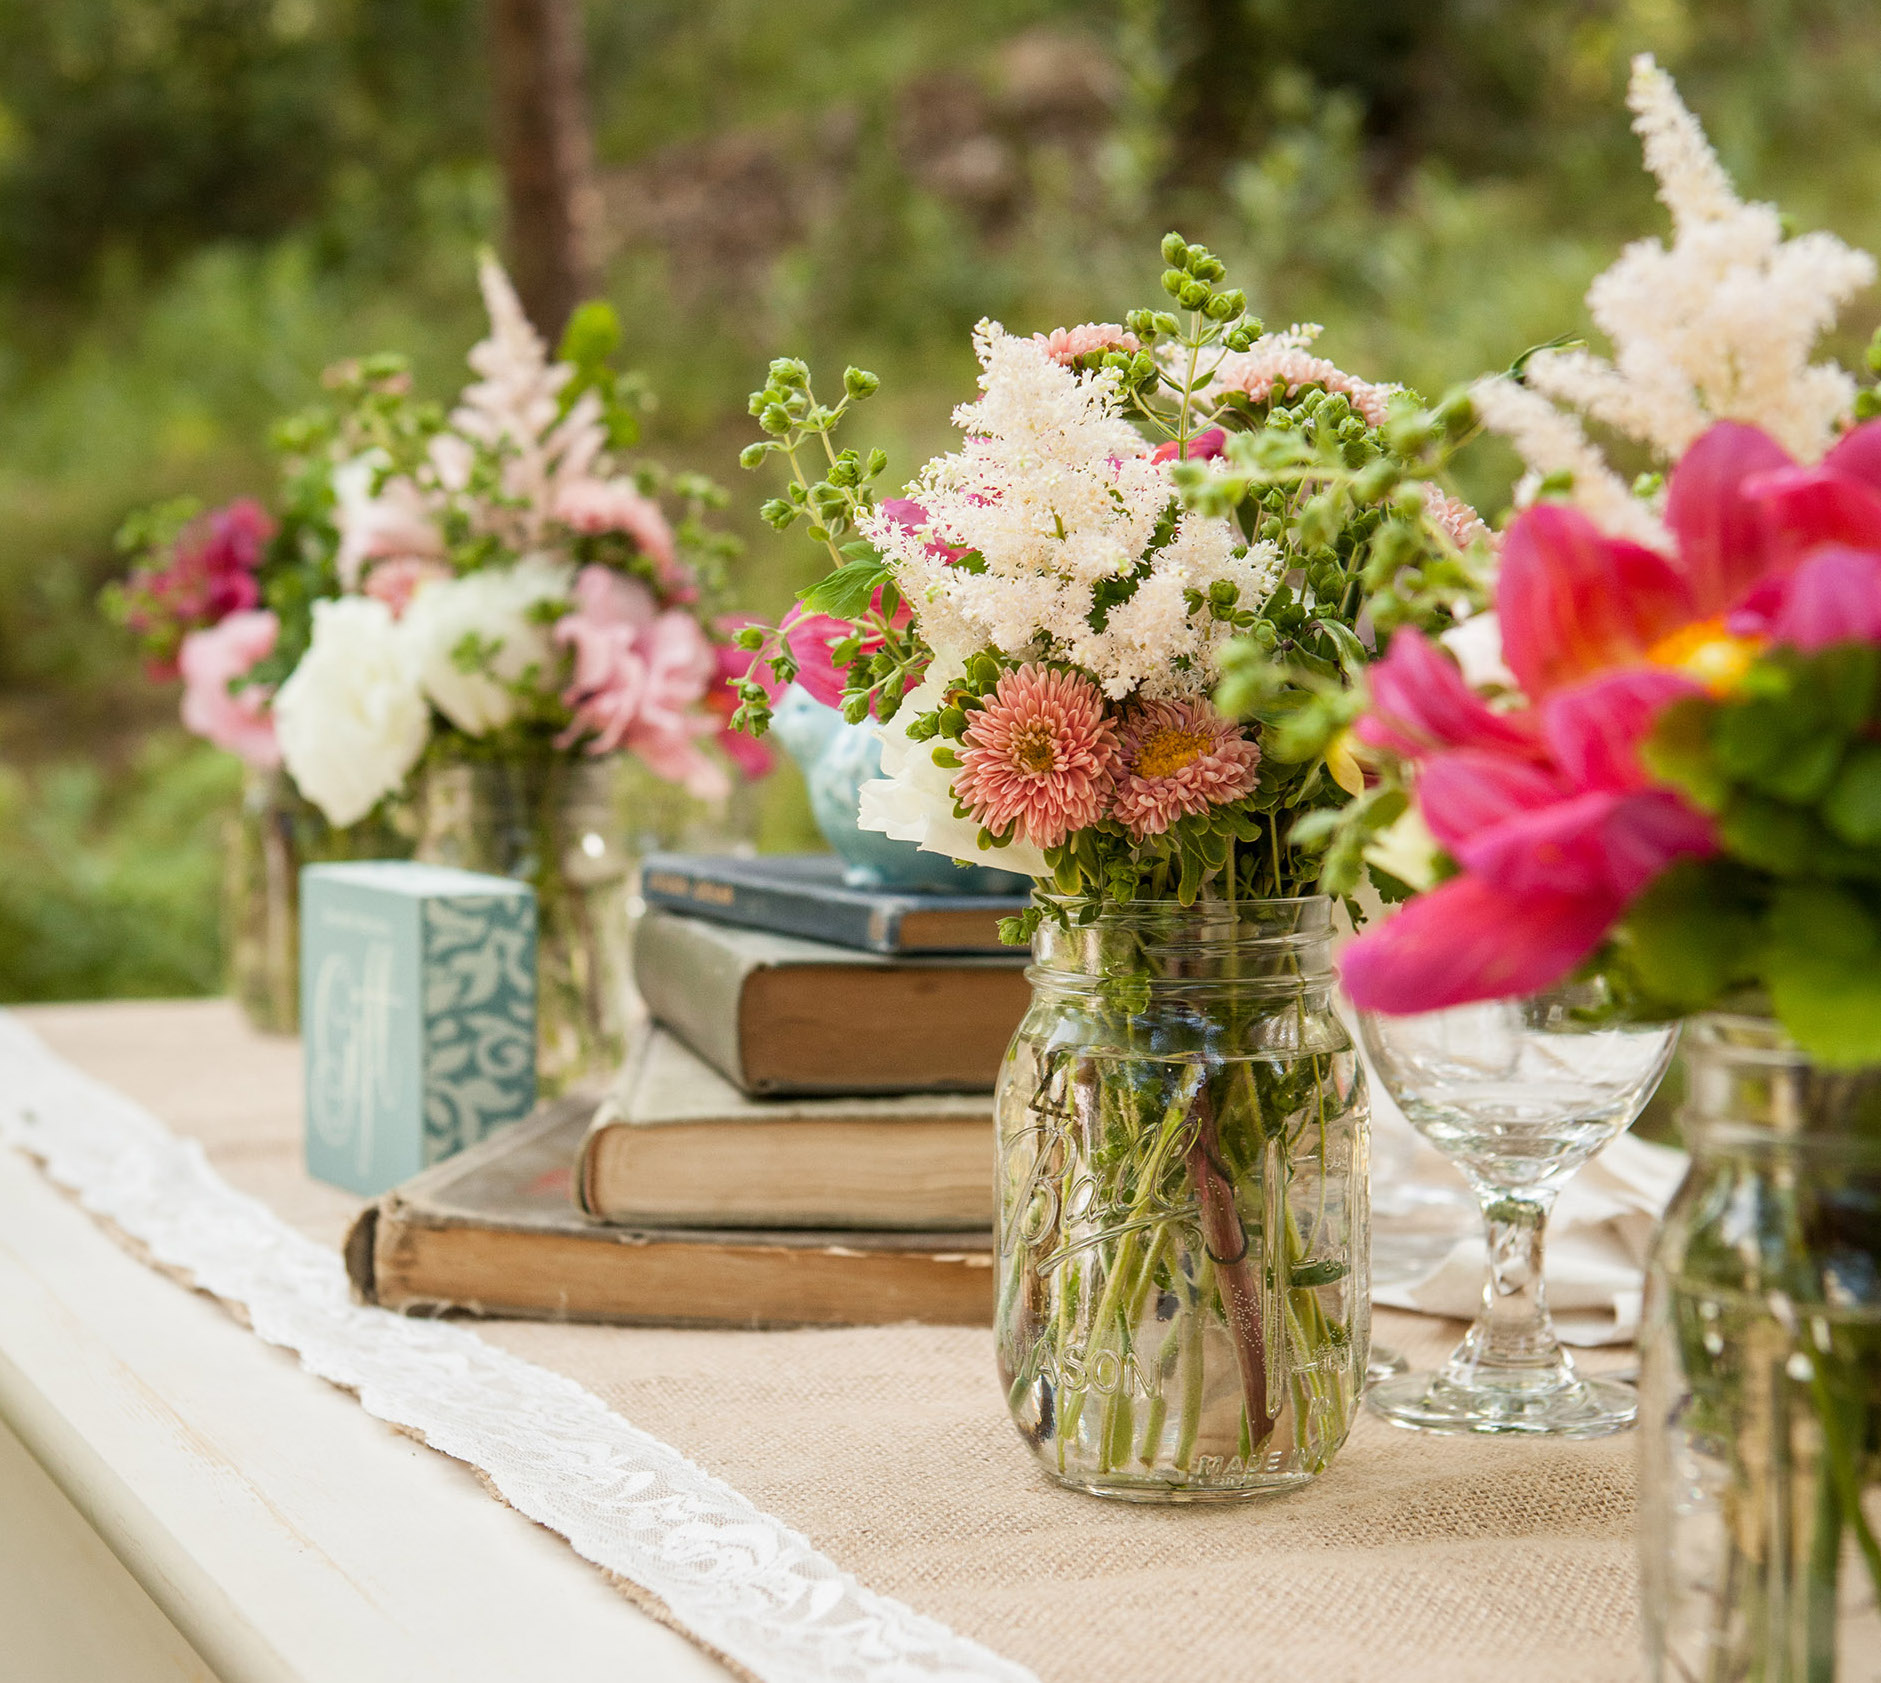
left=275, top=597, right=430, bottom=827
left=401, top=555, right=573, bottom=735
left=857, top=658, right=1051, bottom=877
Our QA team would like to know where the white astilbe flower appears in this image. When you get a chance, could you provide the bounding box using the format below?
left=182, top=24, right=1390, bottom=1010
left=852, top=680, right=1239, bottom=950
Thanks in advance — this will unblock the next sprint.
left=447, top=255, right=609, bottom=545
left=862, top=322, right=1274, bottom=699
left=1470, top=375, right=1670, bottom=548
left=1487, top=53, right=1875, bottom=498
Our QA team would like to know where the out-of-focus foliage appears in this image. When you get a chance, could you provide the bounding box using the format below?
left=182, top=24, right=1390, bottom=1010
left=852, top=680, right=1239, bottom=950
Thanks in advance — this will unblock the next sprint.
left=7, top=0, right=1881, bottom=999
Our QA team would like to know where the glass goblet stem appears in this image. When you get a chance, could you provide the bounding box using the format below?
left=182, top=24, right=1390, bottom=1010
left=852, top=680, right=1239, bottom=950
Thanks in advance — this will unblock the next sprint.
left=1445, top=1188, right=1574, bottom=1392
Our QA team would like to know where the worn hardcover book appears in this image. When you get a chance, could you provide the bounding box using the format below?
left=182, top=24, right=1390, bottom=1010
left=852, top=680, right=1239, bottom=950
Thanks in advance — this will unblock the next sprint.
left=633, top=908, right=1027, bottom=1096
left=576, top=1026, right=995, bottom=1229
left=345, top=1098, right=994, bottom=1327
left=638, top=852, right=1030, bottom=954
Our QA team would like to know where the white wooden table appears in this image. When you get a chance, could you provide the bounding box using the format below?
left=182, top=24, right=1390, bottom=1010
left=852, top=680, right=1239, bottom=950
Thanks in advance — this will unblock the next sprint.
left=0, top=1013, right=733, bottom=1683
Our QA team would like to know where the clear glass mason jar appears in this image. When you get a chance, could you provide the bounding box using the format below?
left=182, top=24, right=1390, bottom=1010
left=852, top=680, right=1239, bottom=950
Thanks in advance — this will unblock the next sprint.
left=224, top=765, right=410, bottom=1034
left=995, top=896, right=1370, bottom=1501
left=1640, top=1014, right=1881, bottom=1682
left=416, top=748, right=630, bottom=1096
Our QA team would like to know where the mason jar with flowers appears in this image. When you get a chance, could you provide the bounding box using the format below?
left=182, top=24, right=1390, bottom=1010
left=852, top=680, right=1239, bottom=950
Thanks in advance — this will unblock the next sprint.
left=729, top=238, right=1490, bottom=1498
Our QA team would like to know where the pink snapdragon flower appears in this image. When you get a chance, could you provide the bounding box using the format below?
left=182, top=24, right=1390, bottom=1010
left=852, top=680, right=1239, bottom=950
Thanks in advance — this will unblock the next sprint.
left=125, top=499, right=275, bottom=677
left=552, top=478, right=697, bottom=602
left=779, top=499, right=948, bottom=710
left=1341, top=418, right=1881, bottom=1014
left=555, top=566, right=728, bottom=800
left=1110, top=697, right=1260, bottom=840
left=1036, top=324, right=1141, bottom=365
left=708, top=615, right=778, bottom=781
left=178, top=609, right=281, bottom=768
left=362, top=556, right=452, bottom=618
left=954, top=664, right=1118, bottom=849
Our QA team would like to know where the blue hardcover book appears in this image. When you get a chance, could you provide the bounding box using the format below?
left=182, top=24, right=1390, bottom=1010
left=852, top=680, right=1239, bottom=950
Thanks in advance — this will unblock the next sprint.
left=638, top=853, right=1032, bottom=955
left=300, top=861, right=537, bottom=1196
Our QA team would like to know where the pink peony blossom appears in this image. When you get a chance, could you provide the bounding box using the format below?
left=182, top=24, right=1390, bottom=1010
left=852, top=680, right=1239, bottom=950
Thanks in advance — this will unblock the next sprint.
left=1035, top=324, right=1141, bottom=365
left=954, top=664, right=1118, bottom=849
left=362, top=556, right=452, bottom=618
left=552, top=478, right=697, bottom=601
left=1108, top=697, right=1261, bottom=840
left=178, top=609, right=281, bottom=768
left=555, top=566, right=729, bottom=799
left=124, top=499, right=275, bottom=677
left=1150, top=428, right=1227, bottom=465
left=1341, top=417, right=1881, bottom=1015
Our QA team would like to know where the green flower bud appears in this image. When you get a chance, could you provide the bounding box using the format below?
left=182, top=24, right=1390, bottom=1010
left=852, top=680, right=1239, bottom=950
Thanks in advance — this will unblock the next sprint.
left=1857, top=388, right=1881, bottom=421
left=768, top=357, right=809, bottom=389
left=1161, top=268, right=1188, bottom=297
left=1178, top=279, right=1210, bottom=310
left=734, top=625, right=766, bottom=651
left=759, top=403, right=791, bottom=436
left=760, top=498, right=796, bottom=529
left=906, top=711, right=941, bottom=742
left=1208, top=579, right=1239, bottom=609
left=843, top=366, right=881, bottom=400
left=1124, top=308, right=1158, bottom=338
left=866, top=448, right=889, bottom=478
left=738, top=441, right=771, bottom=470
left=1160, top=231, right=1189, bottom=266
left=842, top=695, right=873, bottom=725
left=1204, top=292, right=1236, bottom=321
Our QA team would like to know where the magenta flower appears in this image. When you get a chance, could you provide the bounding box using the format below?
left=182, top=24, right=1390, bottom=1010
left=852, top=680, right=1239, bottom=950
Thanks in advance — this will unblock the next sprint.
left=178, top=609, right=280, bottom=768
left=1109, top=697, right=1260, bottom=840
left=124, top=499, right=275, bottom=677
left=555, top=566, right=728, bottom=799
left=1342, top=417, right=1881, bottom=1014
left=954, top=664, right=1118, bottom=849
left=781, top=505, right=938, bottom=710
left=1151, top=428, right=1227, bottom=465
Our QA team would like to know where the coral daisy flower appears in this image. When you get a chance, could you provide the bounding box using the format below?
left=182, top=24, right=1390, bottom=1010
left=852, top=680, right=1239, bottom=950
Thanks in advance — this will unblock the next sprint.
left=954, top=665, right=1118, bottom=849
left=1110, top=697, right=1261, bottom=840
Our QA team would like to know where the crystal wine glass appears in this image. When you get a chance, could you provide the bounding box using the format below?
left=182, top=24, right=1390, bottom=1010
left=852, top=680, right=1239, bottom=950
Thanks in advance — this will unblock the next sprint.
left=1358, top=983, right=1678, bottom=1436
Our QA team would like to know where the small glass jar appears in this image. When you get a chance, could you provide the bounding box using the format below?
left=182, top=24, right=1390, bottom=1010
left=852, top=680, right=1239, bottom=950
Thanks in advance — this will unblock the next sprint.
left=1640, top=1014, right=1881, bottom=1682
left=224, top=766, right=409, bottom=1034
left=995, top=896, right=1370, bottom=1500
left=417, top=749, right=630, bottom=1095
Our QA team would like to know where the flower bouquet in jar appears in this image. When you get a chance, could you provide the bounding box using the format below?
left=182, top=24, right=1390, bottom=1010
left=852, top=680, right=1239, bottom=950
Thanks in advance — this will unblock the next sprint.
left=1333, top=58, right=1881, bottom=1677
left=110, top=257, right=760, bottom=1082
left=728, top=237, right=1489, bottom=1497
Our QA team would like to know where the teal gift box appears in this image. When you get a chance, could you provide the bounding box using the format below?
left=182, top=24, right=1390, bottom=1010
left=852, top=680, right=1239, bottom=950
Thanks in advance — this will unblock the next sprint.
left=300, top=861, right=537, bottom=1196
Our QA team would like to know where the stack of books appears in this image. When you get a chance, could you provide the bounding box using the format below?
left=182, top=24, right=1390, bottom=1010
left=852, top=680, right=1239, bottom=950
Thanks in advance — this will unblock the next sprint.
left=346, top=854, right=1033, bottom=1328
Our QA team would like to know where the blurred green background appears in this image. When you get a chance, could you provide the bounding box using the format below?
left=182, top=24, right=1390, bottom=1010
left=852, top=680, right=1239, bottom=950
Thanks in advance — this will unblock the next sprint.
left=5, top=0, right=1881, bottom=1003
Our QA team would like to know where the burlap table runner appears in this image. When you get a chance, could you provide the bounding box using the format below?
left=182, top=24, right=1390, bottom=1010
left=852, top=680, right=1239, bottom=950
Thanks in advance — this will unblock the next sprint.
left=16, top=999, right=1646, bottom=1683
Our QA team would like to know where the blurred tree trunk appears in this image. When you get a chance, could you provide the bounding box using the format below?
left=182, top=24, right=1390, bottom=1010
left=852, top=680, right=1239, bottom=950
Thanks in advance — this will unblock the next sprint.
left=490, top=0, right=601, bottom=339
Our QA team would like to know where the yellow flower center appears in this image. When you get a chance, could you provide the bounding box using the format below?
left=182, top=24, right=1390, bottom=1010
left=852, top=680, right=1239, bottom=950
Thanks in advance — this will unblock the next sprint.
left=1135, top=726, right=1211, bottom=778
left=1645, top=616, right=1763, bottom=695
left=1011, top=721, right=1058, bottom=775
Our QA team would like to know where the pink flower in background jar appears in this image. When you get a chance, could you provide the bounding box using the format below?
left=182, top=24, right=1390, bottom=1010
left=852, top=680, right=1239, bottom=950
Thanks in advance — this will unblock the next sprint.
left=552, top=478, right=698, bottom=601
left=178, top=609, right=281, bottom=768
left=362, top=556, right=451, bottom=618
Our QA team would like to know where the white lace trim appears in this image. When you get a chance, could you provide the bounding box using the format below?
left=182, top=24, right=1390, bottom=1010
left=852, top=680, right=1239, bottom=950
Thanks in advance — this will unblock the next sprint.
left=0, top=1014, right=1036, bottom=1683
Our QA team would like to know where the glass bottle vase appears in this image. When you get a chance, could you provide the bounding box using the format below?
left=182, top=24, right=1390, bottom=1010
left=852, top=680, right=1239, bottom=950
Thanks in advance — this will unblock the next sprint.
left=416, top=748, right=631, bottom=1097
left=224, top=766, right=409, bottom=1034
left=995, top=896, right=1370, bottom=1501
left=1640, top=1013, right=1881, bottom=1682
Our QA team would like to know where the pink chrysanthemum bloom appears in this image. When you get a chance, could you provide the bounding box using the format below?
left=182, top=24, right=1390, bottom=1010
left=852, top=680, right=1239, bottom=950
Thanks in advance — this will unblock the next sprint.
left=1035, top=323, right=1141, bottom=365
left=1109, top=697, right=1261, bottom=840
left=1213, top=331, right=1397, bottom=428
left=1423, top=485, right=1493, bottom=552
left=954, top=665, right=1118, bottom=849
